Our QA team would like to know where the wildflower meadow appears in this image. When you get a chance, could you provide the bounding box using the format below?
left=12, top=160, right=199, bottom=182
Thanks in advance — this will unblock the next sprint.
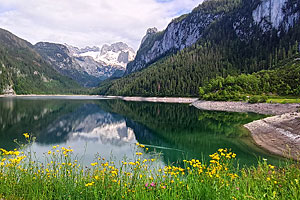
left=0, top=134, right=299, bottom=199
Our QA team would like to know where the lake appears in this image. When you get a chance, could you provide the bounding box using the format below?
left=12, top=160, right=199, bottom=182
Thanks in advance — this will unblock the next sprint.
left=0, top=96, right=281, bottom=166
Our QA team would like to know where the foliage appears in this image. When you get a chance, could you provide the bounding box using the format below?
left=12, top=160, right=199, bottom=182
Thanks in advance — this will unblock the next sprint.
left=199, top=56, right=300, bottom=101
left=266, top=97, right=300, bottom=104
left=248, top=96, right=267, bottom=104
left=0, top=136, right=299, bottom=199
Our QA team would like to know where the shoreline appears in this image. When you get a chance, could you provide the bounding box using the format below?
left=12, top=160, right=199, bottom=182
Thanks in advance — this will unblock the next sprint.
left=244, top=112, right=300, bottom=160
left=0, top=94, right=198, bottom=104
left=192, top=100, right=300, bottom=160
left=192, top=100, right=300, bottom=115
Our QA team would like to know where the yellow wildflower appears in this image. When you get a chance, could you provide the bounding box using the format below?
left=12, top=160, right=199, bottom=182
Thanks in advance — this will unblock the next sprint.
left=85, top=182, right=95, bottom=187
left=23, top=133, right=30, bottom=139
left=91, top=162, right=98, bottom=166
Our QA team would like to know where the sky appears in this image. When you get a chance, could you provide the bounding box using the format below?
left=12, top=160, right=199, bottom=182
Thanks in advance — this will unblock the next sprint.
left=0, top=0, right=203, bottom=50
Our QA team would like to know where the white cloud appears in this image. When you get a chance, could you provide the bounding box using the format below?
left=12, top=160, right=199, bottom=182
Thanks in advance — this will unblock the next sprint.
left=0, top=0, right=203, bottom=50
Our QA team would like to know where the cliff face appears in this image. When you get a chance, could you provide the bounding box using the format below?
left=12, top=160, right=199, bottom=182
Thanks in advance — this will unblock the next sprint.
left=252, top=0, right=300, bottom=32
left=125, top=0, right=300, bottom=75
left=125, top=2, right=228, bottom=75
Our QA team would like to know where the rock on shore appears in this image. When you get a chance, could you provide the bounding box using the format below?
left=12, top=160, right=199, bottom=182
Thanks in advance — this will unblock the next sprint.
left=192, top=100, right=300, bottom=160
left=244, top=112, right=300, bottom=160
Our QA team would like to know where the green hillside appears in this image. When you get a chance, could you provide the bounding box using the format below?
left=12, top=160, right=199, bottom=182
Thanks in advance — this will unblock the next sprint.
left=0, top=29, right=82, bottom=95
left=199, top=55, right=300, bottom=101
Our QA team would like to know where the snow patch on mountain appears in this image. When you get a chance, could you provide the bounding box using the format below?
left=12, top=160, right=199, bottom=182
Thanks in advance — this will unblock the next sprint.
left=70, top=42, right=136, bottom=69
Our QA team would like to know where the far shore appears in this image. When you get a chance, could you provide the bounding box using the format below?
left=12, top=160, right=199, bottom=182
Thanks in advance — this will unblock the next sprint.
left=0, top=94, right=199, bottom=104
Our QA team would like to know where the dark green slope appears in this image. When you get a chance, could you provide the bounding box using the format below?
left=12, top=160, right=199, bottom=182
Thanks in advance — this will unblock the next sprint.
left=95, top=0, right=300, bottom=97
left=199, top=54, right=300, bottom=101
left=0, top=28, right=82, bottom=94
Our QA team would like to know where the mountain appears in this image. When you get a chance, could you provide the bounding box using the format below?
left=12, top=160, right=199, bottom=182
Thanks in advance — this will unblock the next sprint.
left=69, top=42, right=135, bottom=68
left=0, top=28, right=81, bottom=95
left=35, top=42, right=135, bottom=87
left=34, top=42, right=100, bottom=87
left=126, top=0, right=299, bottom=75
left=96, top=0, right=300, bottom=97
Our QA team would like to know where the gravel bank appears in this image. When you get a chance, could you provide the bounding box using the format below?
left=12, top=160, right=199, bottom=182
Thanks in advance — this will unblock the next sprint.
left=244, top=112, right=300, bottom=160
left=119, top=97, right=198, bottom=104
left=192, top=101, right=300, bottom=115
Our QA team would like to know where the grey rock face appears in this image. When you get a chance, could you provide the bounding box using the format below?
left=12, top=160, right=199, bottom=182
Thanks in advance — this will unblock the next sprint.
left=141, top=27, right=158, bottom=45
left=125, top=6, right=224, bottom=75
left=117, top=51, right=129, bottom=63
left=2, top=85, right=15, bottom=95
left=252, top=0, right=300, bottom=32
left=101, top=42, right=132, bottom=53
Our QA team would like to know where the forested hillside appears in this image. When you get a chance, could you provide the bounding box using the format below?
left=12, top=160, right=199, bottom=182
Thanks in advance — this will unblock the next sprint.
left=199, top=55, right=300, bottom=101
left=95, top=0, right=300, bottom=97
left=0, top=29, right=82, bottom=95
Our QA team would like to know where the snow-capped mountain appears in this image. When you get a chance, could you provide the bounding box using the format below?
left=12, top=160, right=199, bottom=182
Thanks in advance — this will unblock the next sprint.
left=35, top=42, right=135, bottom=87
left=69, top=42, right=136, bottom=69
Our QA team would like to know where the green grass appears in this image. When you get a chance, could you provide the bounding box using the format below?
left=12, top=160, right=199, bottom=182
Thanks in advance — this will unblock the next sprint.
left=0, top=135, right=300, bottom=199
left=266, top=97, right=300, bottom=104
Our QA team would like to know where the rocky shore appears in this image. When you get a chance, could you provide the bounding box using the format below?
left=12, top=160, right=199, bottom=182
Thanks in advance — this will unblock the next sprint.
left=118, top=96, right=198, bottom=104
left=192, top=101, right=300, bottom=115
left=245, top=112, right=300, bottom=160
left=192, top=100, right=300, bottom=160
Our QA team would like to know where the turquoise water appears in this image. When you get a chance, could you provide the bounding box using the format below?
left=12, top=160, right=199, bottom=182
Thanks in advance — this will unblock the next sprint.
left=0, top=97, right=281, bottom=166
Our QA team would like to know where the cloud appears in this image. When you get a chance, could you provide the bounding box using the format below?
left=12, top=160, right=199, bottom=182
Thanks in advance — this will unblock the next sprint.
left=0, top=0, right=203, bottom=50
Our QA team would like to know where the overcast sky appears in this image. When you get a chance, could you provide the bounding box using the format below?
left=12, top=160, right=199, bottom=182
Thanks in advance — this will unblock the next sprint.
left=0, top=0, right=203, bottom=50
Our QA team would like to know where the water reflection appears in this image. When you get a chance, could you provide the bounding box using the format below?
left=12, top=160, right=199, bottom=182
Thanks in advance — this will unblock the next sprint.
left=0, top=97, right=281, bottom=166
left=39, top=104, right=136, bottom=146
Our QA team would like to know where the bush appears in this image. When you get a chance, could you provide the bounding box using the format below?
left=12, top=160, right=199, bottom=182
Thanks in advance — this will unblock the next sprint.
left=248, top=95, right=267, bottom=104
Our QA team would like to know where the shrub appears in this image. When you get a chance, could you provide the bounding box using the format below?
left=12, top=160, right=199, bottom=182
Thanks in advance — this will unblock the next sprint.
left=248, top=95, right=267, bottom=104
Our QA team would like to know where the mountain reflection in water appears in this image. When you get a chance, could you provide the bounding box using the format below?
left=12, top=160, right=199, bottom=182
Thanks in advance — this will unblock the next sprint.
left=41, top=104, right=136, bottom=146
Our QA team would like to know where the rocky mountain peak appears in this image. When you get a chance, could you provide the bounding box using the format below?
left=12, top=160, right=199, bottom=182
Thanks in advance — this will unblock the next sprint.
left=80, top=46, right=100, bottom=53
left=35, top=42, right=70, bottom=54
left=74, top=42, right=136, bottom=68
left=101, top=42, right=132, bottom=54
left=141, top=27, right=158, bottom=45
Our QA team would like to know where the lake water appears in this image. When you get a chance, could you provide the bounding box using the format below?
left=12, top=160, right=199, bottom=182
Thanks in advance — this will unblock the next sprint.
left=0, top=97, right=281, bottom=166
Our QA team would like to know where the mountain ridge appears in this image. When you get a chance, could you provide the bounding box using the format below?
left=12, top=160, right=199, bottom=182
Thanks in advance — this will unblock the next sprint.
left=0, top=28, right=82, bottom=95
left=34, top=42, right=136, bottom=87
